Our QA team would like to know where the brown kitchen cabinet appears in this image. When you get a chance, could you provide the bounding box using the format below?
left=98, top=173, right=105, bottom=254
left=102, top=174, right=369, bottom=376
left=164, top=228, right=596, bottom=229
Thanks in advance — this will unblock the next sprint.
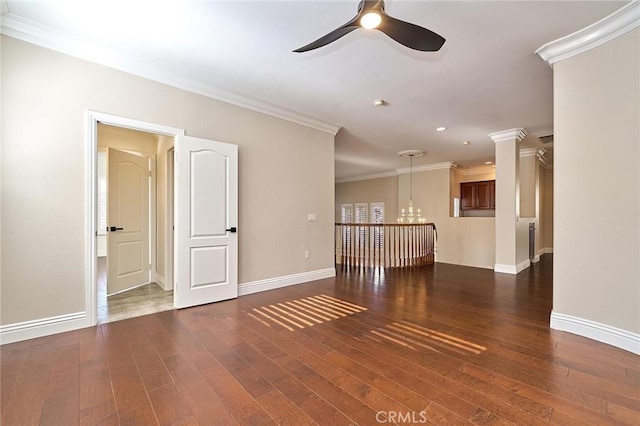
left=460, top=180, right=495, bottom=210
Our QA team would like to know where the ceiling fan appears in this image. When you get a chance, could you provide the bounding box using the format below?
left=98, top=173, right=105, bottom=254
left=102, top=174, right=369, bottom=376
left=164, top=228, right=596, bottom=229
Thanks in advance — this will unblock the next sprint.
left=293, top=0, right=445, bottom=53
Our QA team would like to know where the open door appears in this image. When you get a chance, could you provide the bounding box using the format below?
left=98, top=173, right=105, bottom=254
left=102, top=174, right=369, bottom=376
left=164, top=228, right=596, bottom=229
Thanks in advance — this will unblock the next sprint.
left=107, top=148, right=150, bottom=294
left=174, top=135, right=238, bottom=309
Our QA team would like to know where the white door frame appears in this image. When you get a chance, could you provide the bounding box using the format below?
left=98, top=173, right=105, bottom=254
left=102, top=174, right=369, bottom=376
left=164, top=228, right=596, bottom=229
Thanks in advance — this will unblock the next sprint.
left=85, top=111, right=184, bottom=325
left=166, top=148, right=175, bottom=294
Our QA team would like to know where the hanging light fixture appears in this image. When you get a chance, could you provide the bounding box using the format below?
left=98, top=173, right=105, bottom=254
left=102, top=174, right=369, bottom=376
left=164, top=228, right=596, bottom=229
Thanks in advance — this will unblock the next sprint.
left=397, top=150, right=426, bottom=224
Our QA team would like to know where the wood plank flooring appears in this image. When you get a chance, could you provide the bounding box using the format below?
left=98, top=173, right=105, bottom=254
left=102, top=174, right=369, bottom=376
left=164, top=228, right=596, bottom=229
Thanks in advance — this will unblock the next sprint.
left=2, top=255, right=639, bottom=425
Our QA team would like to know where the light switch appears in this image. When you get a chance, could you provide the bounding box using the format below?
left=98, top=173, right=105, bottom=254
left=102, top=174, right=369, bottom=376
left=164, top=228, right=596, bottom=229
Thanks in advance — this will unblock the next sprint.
left=307, top=213, right=317, bottom=222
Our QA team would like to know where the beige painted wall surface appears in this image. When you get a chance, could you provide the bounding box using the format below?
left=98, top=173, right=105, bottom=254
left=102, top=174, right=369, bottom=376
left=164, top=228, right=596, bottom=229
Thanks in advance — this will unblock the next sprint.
left=335, top=176, right=398, bottom=222
left=553, top=29, right=639, bottom=334
left=540, top=167, right=554, bottom=251
left=98, top=124, right=159, bottom=156
left=519, top=153, right=537, bottom=219
left=1, top=36, right=335, bottom=325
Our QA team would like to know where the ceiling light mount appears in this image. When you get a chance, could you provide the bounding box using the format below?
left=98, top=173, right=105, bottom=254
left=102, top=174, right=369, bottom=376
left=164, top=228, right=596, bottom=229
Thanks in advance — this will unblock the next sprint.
left=398, top=149, right=424, bottom=158
left=373, top=99, right=385, bottom=107
left=436, top=127, right=447, bottom=132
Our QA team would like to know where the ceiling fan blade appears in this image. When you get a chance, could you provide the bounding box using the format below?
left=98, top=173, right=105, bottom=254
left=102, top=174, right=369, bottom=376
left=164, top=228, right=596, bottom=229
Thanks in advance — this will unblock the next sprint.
left=378, top=15, right=445, bottom=52
left=293, top=18, right=360, bottom=52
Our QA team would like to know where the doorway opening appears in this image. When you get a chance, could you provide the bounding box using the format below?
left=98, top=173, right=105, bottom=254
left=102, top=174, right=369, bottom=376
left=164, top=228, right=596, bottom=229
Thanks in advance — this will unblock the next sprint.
left=86, top=111, right=184, bottom=325
left=96, top=124, right=175, bottom=323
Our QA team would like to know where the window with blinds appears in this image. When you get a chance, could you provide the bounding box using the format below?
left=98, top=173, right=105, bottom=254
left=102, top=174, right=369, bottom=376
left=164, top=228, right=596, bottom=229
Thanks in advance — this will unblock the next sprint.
left=97, top=151, right=107, bottom=235
left=370, top=202, right=384, bottom=249
left=339, top=202, right=385, bottom=255
left=341, top=204, right=353, bottom=223
left=341, top=204, right=353, bottom=246
left=354, top=203, right=368, bottom=248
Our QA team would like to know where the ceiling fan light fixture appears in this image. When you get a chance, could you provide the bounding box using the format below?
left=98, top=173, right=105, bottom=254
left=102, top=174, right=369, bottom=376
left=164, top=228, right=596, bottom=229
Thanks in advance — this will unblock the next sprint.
left=360, top=12, right=382, bottom=29
left=293, top=0, right=445, bottom=53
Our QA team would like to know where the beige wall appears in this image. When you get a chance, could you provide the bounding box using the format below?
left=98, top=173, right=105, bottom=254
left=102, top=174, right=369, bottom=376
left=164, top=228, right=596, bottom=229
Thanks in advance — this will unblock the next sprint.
left=335, top=176, right=398, bottom=222
left=540, top=167, right=554, bottom=251
left=98, top=124, right=159, bottom=156
left=519, top=152, right=537, bottom=219
left=553, top=29, right=639, bottom=334
left=1, top=36, right=335, bottom=326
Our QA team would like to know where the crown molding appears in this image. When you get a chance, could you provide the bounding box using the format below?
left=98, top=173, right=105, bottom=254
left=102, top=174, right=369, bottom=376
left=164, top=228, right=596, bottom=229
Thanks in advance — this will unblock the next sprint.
left=521, top=147, right=553, bottom=169
left=335, top=171, right=398, bottom=184
left=396, top=161, right=455, bottom=175
left=536, top=1, right=640, bottom=67
left=537, top=148, right=553, bottom=169
left=335, top=161, right=456, bottom=183
left=0, top=13, right=341, bottom=135
left=488, top=128, right=527, bottom=144
left=454, top=165, right=496, bottom=176
left=519, top=148, right=539, bottom=157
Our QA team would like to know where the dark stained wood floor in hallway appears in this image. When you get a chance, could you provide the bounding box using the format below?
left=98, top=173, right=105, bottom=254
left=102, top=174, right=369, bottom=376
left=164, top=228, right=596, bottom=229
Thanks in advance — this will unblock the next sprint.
left=2, top=255, right=639, bottom=425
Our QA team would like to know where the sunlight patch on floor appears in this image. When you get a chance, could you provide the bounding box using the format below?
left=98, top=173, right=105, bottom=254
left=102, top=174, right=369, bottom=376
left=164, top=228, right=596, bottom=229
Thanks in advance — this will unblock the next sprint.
left=249, top=294, right=367, bottom=331
left=370, top=320, right=487, bottom=355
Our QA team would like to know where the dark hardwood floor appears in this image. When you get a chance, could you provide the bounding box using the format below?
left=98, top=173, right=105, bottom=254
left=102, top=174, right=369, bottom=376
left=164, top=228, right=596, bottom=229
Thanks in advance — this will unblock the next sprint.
left=2, top=255, right=639, bottom=425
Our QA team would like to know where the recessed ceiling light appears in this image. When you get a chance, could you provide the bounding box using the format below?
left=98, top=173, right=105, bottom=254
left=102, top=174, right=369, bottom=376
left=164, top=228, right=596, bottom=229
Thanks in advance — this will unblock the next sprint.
left=463, top=140, right=471, bottom=145
left=436, top=127, right=447, bottom=132
left=373, top=99, right=385, bottom=107
left=485, top=161, right=493, bottom=165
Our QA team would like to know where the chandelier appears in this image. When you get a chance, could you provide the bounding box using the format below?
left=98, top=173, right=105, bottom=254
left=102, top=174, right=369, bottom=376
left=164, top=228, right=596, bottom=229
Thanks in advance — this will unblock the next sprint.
left=397, top=150, right=426, bottom=224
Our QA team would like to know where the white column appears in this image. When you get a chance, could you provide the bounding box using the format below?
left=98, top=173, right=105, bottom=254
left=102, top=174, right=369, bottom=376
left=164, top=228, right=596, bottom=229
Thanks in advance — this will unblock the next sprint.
left=489, top=128, right=526, bottom=274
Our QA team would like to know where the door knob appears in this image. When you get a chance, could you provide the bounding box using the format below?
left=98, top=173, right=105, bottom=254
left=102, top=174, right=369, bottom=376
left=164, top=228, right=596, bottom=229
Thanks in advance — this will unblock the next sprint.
left=109, top=226, right=124, bottom=232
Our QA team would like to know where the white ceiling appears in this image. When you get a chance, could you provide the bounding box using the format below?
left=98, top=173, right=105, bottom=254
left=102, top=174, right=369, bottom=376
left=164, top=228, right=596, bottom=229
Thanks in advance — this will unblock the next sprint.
left=2, top=0, right=627, bottom=180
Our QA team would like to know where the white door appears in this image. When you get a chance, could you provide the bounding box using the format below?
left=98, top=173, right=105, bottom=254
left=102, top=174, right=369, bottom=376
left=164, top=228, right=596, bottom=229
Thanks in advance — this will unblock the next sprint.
left=107, top=148, right=150, bottom=294
left=174, top=135, right=238, bottom=309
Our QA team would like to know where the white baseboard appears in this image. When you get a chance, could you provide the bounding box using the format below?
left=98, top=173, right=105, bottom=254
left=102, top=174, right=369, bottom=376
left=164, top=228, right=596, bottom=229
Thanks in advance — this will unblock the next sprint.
left=551, top=311, right=640, bottom=355
left=156, top=274, right=172, bottom=291
left=0, top=312, right=90, bottom=345
left=239, top=268, right=336, bottom=296
left=1, top=268, right=336, bottom=345
left=540, top=247, right=554, bottom=254
left=494, top=258, right=531, bottom=275
left=531, top=254, right=541, bottom=263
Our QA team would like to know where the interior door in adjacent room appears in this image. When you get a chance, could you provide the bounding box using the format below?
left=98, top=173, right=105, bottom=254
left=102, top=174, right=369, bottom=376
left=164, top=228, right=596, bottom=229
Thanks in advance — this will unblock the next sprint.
left=174, top=135, right=238, bottom=309
left=107, top=148, right=150, bottom=294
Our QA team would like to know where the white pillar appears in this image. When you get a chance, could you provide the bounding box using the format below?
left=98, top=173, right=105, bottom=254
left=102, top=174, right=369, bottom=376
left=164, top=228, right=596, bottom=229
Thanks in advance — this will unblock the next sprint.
left=489, top=128, right=526, bottom=274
